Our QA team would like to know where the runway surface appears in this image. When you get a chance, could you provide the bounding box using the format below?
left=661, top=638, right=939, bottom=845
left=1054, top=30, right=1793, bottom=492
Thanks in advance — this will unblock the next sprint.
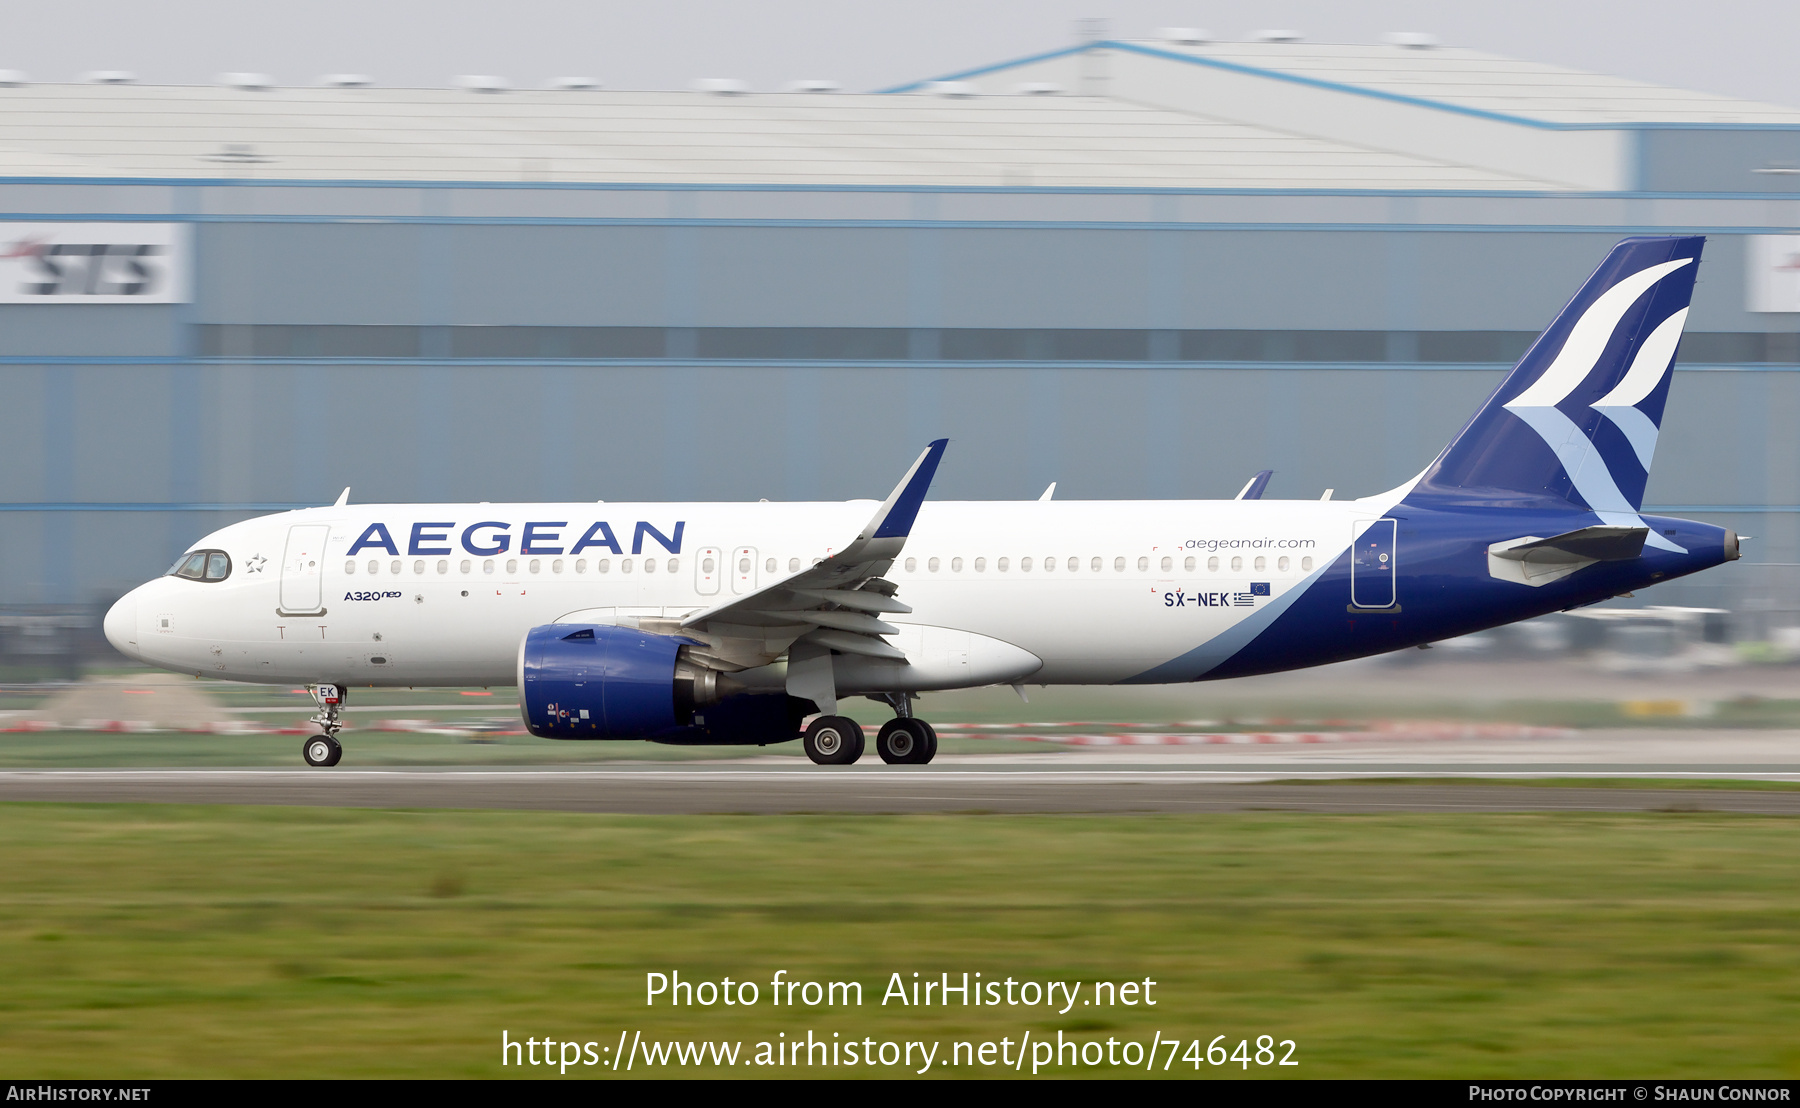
left=1, top=763, right=1798, bottom=814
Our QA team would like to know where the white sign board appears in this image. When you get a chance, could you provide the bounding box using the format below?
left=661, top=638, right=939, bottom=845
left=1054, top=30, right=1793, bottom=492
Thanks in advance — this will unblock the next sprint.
left=1746, top=234, right=1800, bottom=313
left=0, top=222, right=190, bottom=304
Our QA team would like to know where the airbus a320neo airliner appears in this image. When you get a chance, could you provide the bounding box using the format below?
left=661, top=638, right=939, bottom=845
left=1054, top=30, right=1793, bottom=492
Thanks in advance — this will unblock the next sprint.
left=105, top=236, right=1738, bottom=767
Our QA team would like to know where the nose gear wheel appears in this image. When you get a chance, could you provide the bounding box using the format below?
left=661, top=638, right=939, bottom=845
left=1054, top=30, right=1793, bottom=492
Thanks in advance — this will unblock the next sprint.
left=302, top=734, right=342, bottom=767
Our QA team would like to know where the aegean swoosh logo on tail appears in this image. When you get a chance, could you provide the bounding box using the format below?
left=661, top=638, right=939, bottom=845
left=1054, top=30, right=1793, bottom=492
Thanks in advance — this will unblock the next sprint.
left=1503, top=259, right=1692, bottom=553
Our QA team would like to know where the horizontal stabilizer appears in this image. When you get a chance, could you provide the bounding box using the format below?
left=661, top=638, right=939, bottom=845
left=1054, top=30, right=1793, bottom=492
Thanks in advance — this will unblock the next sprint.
left=1487, top=525, right=1647, bottom=587
left=1490, top=525, right=1648, bottom=564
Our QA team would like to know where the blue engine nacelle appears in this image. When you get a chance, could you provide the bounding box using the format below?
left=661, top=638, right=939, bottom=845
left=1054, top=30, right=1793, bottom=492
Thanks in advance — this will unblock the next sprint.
left=517, top=623, right=806, bottom=744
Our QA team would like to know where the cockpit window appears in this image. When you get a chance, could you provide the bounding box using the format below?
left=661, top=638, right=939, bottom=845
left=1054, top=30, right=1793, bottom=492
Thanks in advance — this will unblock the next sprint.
left=167, top=549, right=231, bottom=583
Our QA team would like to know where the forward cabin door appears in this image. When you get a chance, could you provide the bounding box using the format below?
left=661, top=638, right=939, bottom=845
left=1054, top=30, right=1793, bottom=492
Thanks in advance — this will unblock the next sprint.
left=1350, top=518, right=1397, bottom=609
left=279, top=524, right=332, bottom=614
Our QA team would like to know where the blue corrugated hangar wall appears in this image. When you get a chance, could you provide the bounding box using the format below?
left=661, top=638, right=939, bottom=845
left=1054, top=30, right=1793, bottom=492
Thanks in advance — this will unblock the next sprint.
left=0, top=182, right=1796, bottom=623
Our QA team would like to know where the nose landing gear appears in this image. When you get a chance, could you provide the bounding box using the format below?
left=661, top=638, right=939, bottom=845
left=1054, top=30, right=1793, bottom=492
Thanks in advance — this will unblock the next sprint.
left=303, top=683, right=345, bottom=768
left=303, top=733, right=342, bottom=767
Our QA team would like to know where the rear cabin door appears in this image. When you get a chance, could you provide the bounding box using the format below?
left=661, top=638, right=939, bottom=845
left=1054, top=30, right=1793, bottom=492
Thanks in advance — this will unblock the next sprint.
left=1350, top=519, right=1397, bottom=609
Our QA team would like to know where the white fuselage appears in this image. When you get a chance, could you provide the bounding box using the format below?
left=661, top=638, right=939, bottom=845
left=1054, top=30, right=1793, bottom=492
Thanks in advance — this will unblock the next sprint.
left=106, top=490, right=1404, bottom=691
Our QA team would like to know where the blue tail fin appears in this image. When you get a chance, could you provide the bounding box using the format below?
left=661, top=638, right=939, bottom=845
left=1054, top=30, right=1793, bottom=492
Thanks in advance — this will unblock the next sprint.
left=1416, top=235, right=1703, bottom=542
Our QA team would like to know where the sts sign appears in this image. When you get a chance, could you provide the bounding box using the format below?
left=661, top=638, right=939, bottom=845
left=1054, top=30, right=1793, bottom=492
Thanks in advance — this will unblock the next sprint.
left=0, top=223, right=191, bottom=304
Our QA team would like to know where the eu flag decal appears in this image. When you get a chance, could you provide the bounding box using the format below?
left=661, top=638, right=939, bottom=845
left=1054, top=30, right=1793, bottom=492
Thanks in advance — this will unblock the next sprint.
left=1250, top=582, right=1271, bottom=597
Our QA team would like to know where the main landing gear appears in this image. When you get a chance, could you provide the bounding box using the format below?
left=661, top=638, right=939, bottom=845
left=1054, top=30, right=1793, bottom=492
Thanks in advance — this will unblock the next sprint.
left=302, top=683, right=345, bottom=768
left=876, top=717, right=937, bottom=765
left=802, top=716, right=864, bottom=765
left=801, top=696, right=938, bottom=766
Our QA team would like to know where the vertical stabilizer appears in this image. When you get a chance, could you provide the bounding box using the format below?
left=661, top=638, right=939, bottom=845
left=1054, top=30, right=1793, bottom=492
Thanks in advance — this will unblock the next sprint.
left=1414, top=236, right=1702, bottom=548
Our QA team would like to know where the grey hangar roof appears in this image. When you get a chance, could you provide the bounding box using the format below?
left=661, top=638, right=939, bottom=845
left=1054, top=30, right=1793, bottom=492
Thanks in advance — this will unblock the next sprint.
left=2, top=40, right=1798, bottom=192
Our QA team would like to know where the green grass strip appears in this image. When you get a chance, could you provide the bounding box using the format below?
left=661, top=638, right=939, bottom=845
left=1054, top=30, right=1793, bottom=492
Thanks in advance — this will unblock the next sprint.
left=1, top=805, right=1799, bottom=1077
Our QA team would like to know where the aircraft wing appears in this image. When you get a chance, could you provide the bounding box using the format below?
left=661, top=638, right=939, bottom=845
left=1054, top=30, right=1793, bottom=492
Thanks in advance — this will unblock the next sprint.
left=672, top=440, right=947, bottom=675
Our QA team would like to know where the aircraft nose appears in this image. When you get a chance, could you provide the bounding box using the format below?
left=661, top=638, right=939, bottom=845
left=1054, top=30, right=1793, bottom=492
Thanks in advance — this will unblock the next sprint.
left=104, top=590, right=140, bottom=660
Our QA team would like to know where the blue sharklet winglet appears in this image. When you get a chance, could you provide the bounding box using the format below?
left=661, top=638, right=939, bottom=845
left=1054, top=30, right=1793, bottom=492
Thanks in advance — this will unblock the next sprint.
left=866, top=439, right=948, bottom=542
left=1235, top=470, right=1274, bottom=501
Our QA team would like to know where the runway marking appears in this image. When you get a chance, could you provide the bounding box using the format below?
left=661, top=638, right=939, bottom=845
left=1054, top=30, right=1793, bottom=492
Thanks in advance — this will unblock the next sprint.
left=1, top=768, right=1797, bottom=786
left=2, top=767, right=1798, bottom=814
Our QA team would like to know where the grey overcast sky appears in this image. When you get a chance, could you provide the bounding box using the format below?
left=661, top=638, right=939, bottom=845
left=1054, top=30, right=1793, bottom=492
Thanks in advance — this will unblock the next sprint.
left=4, top=1, right=1798, bottom=107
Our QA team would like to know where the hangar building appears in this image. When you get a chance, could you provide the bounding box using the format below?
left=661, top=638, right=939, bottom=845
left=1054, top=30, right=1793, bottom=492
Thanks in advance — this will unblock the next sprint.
left=0, top=36, right=1796, bottom=635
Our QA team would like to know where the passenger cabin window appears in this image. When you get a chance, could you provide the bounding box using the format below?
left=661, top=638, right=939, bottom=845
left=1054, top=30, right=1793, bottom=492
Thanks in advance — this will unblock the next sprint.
left=950, top=557, right=962, bottom=572
left=905, top=558, right=916, bottom=572
left=997, top=557, right=1009, bottom=572
left=1115, top=557, right=1126, bottom=572
left=1278, top=556, right=1289, bottom=572
left=1160, top=556, right=1172, bottom=572
left=1185, top=556, right=1196, bottom=572
left=1230, top=556, right=1243, bottom=572
left=1301, top=556, right=1314, bottom=571
left=345, top=560, right=356, bottom=575
left=167, top=550, right=232, bottom=582
left=1207, top=556, right=1220, bottom=572
left=764, top=557, right=775, bottom=573
left=789, top=558, right=800, bottom=572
